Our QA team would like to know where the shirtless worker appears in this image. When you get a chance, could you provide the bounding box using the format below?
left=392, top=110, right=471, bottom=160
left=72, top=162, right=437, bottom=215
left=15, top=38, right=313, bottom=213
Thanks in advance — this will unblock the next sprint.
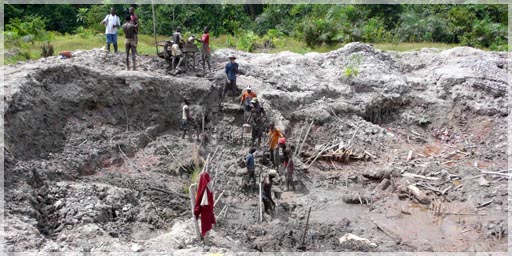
left=261, top=169, right=277, bottom=214
left=279, top=138, right=295, bottom=191
left=181, top=98, right=198, bottom=140
left=121, top=16, right=137, bottom=70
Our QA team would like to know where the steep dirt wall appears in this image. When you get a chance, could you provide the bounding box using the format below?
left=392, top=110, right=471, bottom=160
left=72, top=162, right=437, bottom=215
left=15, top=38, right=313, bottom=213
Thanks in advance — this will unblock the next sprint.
left=4, top=64, right=221, bottom=160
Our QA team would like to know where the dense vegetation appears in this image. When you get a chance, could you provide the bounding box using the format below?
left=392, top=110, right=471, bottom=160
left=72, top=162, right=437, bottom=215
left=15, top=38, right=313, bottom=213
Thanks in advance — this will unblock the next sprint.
left=4, top=4, right=508, bottom=63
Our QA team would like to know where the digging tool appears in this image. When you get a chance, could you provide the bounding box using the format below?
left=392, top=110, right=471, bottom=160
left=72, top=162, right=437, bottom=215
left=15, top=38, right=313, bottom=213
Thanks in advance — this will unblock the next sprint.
left=298, top=206, right=312, bottom=251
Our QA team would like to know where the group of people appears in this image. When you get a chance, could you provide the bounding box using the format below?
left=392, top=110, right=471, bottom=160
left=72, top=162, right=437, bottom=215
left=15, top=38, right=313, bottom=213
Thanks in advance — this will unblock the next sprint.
left=101, top=7, right=138, bottom=70
left=169, top=26, right=211, bottom=74
left=100, top=7, right=212, bottom=73
left=182, top=68, right=296, bottom=216
left=238, top=85, right=296, bottom=216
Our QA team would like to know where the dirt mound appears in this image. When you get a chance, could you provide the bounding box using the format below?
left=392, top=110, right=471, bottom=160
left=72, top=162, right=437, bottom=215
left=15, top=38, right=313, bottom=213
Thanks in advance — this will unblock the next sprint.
left=2, top=43, right=508, bottom=252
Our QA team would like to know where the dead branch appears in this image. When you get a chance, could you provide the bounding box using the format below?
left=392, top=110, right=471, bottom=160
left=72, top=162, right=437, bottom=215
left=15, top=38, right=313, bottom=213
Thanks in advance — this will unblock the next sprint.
left=149, top=186, right=188, bottom=199
left=402, top=172, right=441, bottom=181
left=298, top=120, right=314, bottom=156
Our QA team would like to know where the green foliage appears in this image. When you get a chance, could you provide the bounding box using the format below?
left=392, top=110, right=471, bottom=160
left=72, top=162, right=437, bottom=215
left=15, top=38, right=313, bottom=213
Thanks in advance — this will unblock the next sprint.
left=344, top=53, right=363, bottom=78
left=362, top=17, right=390, bottom=43
left=184, top=167, right=202, bottom=195
left=6, top=16, right=48, bottom=43
left=3, top=3, right=508, bottom=61
left=237, top=30, right=259, bottom=52
left=461, top=18, right=507, bottom=50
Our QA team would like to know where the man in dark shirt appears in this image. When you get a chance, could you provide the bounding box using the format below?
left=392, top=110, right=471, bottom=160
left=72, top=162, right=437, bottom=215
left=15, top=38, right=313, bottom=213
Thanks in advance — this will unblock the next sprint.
left=224, top=55, right=239, bottom=101
left=247, top=98, right=266, bottom=148
left=122, top=16, right=137, bottom=70
left=244, top=148, right=257, bottom=190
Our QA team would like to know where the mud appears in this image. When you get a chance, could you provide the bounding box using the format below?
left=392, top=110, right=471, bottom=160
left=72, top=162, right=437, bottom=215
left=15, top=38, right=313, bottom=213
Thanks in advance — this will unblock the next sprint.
left=2, top=43, right=509, bottom=253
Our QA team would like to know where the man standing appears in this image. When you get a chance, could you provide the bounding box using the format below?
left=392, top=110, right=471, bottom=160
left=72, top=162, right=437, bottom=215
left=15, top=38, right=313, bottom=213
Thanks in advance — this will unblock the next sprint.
left=181, top=98, right=198, bottom=140
left=261, top=169, right=277, bottom=214
left=267, top=122, right=284, bottom=169
left=122, top=16, right=137, bottom=71
left=128, top=6, right=138, bottom=43
left=172, top=27, right=186, bottom=72
left=244, top=148, right=257, bottom=190
left=247, top=98, right=265, bottom=148
left=195, top=26, right=211, bottom=73
left=224, top=55, right=239, bottom=101
left=279, top=138, right=295, bottom=191
left=101, top=8, right=121, bottom=53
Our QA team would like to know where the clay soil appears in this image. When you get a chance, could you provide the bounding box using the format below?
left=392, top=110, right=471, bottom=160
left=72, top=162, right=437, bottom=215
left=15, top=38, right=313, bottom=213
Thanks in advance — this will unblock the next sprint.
left=2, top=43, right=509, bottom=253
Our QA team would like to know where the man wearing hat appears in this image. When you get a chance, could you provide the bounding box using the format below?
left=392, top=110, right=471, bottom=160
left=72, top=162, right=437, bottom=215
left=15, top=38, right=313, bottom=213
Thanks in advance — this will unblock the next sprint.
left=261, top=169, right=277, bottom=214
left=247, top=97, right=265, bottom=148
left=224, top=55, right=240, bottom=100
left=240, top=85, right=257, bottom=120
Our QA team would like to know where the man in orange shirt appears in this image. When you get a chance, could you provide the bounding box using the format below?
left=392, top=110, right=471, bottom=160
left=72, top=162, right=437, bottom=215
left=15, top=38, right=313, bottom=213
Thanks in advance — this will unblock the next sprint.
left=267, top=122, right=284, bottom=169
left=240, top=86, right=257, bottom=121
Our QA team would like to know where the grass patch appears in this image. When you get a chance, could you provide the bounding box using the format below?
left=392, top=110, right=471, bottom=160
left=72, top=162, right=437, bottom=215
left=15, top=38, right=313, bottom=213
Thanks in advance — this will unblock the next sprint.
left=4, top=30, right=470, bottom=65
left=183, top=167, right=202, bottom=195
left=372, top=42, right=461, bottom=52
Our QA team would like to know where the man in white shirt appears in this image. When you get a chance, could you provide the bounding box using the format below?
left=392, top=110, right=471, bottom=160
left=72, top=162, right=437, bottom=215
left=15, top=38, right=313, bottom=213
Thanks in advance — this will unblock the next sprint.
left=100, top=8, right=121, bottom=53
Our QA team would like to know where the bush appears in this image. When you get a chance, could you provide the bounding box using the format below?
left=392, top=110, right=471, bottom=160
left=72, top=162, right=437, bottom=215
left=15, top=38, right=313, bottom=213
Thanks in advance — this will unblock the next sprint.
left=237, top=30, right=259, bottom=52
left=362, top=17, right=389, bottom=43
left=40, top=42, right=54, bottom=57
left=461, top=18, right=507, bottom=49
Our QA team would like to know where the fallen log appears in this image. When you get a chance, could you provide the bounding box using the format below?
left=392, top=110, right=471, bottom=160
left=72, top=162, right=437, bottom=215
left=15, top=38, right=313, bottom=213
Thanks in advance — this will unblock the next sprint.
left=407, top=184, right=430, bottom=204
left=370, top=218, right=402, bottom=244
left=375, top=178, right=391, bottom=191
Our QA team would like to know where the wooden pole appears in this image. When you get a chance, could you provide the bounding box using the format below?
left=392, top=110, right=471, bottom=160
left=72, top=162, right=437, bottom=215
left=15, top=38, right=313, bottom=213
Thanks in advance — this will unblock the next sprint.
left=151, top=0, right=158, bottom=55
left=189, top=183, right=201, bottom=240
left=298, top=121, right=314, bottom=156
left=259, top=182, right=263, bottom=223
left=300, top=207, right=312, bottom=249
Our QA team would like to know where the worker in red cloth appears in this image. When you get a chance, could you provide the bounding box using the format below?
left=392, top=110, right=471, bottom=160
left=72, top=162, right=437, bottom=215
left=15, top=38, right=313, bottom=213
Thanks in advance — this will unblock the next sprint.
left=193, top=171, right=216, bottom=237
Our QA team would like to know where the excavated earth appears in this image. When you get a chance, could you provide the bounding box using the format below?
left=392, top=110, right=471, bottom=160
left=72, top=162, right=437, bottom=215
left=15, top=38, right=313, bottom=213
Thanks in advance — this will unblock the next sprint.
left=2, top=43, right=510, bottom=254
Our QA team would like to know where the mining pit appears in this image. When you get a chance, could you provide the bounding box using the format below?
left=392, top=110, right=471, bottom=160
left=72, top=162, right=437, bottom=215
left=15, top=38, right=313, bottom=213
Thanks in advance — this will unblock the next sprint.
left=2, top=43, right=509, bottom=253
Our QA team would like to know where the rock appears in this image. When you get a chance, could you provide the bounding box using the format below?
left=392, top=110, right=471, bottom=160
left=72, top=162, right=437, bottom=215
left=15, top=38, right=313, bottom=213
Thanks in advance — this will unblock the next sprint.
left=131, top=243, right=143, bottom=252
left=339, top=233, right=377, bottom=250
left=478, top=176, right=490, bottom=187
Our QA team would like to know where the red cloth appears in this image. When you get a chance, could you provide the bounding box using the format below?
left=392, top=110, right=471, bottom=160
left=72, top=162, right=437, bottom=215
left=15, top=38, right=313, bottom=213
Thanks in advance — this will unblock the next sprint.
left=194, top=172, right=216, bottom=236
